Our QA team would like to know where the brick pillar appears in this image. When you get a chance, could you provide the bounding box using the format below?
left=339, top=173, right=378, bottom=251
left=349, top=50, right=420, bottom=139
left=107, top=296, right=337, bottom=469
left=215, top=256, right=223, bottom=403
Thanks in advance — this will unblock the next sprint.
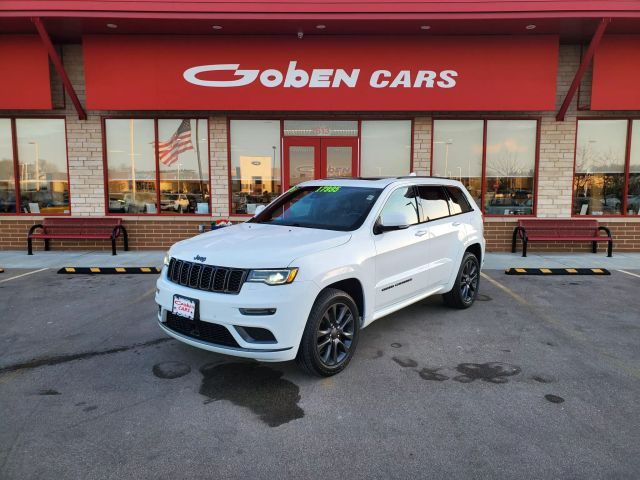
left=210, top=116, right=229, bottom=218
left=412, top=117, right=431, bottom=175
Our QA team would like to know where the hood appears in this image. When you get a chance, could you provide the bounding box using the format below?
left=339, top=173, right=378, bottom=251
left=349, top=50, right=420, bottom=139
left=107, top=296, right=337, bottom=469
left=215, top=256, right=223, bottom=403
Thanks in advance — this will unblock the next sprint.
left=169, top=223, right=351, bottom=268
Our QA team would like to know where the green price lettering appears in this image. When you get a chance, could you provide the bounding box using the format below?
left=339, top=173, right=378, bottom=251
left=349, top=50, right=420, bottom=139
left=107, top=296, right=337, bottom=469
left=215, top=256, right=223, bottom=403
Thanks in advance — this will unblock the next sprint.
left=316, top=186, right=341, bottom=193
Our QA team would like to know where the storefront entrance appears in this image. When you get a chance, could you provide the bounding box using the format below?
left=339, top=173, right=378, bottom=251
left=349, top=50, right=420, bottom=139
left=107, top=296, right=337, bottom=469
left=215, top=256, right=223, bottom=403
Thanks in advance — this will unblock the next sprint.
left=283, top=137, right=358, bottom=189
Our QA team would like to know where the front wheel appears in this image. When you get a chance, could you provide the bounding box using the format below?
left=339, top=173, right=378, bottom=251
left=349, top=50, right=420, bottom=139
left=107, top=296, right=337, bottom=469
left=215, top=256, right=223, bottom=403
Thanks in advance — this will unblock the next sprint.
left=442, top=252, right=480, bottom=309
left=296, top=288, right=360, bottom=377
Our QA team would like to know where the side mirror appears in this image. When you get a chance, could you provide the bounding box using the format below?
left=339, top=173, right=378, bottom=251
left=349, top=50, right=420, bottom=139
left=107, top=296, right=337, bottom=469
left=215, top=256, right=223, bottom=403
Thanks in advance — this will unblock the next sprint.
left=254, top=205, right=266, bottom=216
left=375, top=211, right=412, bottom=234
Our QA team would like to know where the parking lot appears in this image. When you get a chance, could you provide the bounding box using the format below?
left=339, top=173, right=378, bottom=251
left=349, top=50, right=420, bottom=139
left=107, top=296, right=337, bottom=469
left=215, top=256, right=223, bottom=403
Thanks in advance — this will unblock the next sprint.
left=1, top=267, right=639, bottom=479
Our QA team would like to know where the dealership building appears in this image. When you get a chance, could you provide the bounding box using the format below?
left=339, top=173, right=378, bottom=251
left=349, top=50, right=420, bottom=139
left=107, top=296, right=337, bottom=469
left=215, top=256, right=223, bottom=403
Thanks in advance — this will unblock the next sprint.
left=1, top=1, right=640, bottom=252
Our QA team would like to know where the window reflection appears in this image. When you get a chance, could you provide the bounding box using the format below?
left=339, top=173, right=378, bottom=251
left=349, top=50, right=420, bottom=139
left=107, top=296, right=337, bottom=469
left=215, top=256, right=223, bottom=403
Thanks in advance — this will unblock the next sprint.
left=628, top=120, right=640, bottom=215
left=230, top=120, right=282, bottom=215
left=0, top=119, right=16, bottom=213
left=573, top=120, right=627, bottom=216
left=106, top=119, right=157, bottom=214
left=485, top=120, right=536, bottom=215
left=16, top=119, right=69, bottom=214
left=361, top=121, right=411, bottom=177
left=158, top=119, right=209, bottom=214
left=432, top=120, right=483, bottom=206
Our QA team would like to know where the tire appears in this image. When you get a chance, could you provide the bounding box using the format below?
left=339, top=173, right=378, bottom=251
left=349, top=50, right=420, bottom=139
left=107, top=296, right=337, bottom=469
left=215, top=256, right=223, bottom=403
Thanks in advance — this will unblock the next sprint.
left=296, top=288, right=360, bottom=377
left=442, top=252, right=480, bottom=309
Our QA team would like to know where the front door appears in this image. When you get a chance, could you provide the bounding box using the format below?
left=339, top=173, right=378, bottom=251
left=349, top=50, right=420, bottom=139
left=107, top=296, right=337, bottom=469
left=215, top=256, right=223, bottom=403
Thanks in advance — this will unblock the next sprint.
left=284, top=137, right=358, bottom=189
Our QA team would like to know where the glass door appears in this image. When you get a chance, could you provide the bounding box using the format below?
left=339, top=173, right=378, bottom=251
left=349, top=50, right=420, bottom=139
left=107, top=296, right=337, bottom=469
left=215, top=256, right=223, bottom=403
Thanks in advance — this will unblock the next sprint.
left=283, top=137, right=358, bottom=189
left=321, top=137, right=358, bottom=179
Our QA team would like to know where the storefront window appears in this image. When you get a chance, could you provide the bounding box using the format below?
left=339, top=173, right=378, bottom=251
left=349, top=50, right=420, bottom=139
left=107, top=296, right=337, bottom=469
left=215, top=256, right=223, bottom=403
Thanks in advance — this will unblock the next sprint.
left=485, top=120, right=536, bottom=215
left=573, top=120, right=627, bottom=216
left=361, top=120, right=411, bottom=177
left=106, top=119, right=157, bottom=214
left=628, top=120, right=640, bottom=216
left=158, top=119, right=209, bottom=214
left=432, top=120, right=483, bottom=206
left=230, top=120, right=282, bottom=215
left=0, top=119, right=15, bottom=213
left=16, top=119, right=69, bottom=214
left=105, top=118, right=209, bottom=215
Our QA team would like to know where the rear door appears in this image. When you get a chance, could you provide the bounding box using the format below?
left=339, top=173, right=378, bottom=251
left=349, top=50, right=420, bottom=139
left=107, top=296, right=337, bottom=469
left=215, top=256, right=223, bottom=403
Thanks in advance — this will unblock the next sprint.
left=416, top=185, right=464, bottom=290
left=372, top=185, right=429, bottom=310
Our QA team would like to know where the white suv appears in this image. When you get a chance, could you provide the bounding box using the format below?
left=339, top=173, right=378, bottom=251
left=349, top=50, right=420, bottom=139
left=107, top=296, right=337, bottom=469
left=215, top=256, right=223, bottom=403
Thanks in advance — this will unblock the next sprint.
left=155, top=177, right=484, bottom=376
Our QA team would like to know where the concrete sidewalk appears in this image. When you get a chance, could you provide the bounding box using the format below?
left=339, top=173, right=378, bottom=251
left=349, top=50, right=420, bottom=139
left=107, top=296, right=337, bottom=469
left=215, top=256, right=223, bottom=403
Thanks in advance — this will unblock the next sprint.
left=1, top=249, right=639, bottom=270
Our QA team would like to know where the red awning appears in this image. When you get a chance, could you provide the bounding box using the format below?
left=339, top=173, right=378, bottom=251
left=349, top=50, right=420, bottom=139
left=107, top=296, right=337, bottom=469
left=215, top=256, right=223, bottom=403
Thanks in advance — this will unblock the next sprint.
left=591, top=35, right=640, bottom=110
left=0, top=35, right=51, bottom=109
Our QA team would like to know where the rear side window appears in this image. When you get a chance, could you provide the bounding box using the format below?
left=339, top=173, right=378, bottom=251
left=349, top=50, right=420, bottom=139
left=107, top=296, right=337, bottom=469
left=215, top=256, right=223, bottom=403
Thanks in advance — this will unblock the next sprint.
left=445, top=186, right=473, bottom=215
left=416, top=186, right=450, bottom=221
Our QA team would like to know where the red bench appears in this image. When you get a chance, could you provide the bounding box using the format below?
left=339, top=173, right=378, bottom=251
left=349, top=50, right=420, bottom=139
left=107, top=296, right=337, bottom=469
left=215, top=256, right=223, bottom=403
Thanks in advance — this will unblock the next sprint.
left=512, top=219, right=612, bottom=257
left=27, top=218, right=129, bottom=256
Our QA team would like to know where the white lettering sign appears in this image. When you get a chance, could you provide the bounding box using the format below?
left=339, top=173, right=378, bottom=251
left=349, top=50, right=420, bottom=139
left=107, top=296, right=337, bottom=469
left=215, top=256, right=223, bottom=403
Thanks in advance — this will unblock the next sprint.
left=184, top=63, right=457, bottom=89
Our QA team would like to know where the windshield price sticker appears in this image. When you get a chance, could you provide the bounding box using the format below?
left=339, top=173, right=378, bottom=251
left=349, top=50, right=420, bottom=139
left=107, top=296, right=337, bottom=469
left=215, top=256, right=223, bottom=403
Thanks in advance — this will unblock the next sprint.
left=316, top=186, right=341, bottom=193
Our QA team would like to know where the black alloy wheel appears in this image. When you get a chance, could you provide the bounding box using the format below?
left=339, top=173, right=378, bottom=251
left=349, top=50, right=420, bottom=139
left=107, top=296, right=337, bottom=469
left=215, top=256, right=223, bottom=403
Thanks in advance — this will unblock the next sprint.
left=443, top=251, right=480, bottom=309
left=296, top=288, right=360, bottom=376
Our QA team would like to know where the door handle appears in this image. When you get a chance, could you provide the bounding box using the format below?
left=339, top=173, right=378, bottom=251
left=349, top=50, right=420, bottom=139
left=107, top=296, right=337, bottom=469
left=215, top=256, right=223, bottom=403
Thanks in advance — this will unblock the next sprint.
left=415, top=230, right=427, bottom=237
left=452, top=222, right=461, bottom=227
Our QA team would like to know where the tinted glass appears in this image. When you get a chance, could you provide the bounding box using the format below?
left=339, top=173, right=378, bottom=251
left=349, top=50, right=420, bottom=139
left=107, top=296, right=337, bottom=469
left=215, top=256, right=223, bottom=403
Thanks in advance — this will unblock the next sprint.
left=16, top=119, right=69, bottom=214
left=485, top=120, right=536, bottom=215
left=361, top=120, right=411, bottom=177
left=379, top=187, right=419, bottom=226
left=0, top=119, right=16, bottom=213
left=417, top=185, right=450, bottom=221
left=432, top=120, right=483, bottom=206
left=106, top=119, right=157, bottom=214
left=573, top=119, right=627, bottom=216
left=446, top=186, right=473, bottom=214
left=627, top=120, right=640, bottom=215
left=252, top=186, right=382, bottom=231
left=158, top=119, right=209, bottom=214
left=230, top=120, right=282, bottom=215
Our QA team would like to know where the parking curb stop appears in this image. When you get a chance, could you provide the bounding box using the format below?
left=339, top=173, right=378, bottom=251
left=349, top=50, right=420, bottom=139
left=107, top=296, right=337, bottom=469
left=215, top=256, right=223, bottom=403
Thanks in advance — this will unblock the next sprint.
left=505, top=267, right=611, bottom=275
left=58, top=267, right=161, bottom=274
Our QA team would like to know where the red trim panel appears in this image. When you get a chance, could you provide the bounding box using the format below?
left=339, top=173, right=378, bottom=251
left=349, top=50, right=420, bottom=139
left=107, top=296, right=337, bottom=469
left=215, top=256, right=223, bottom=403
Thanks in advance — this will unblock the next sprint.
left=0, top=35, right=51, bottom=109
left=83, top=35, right=558, bottom=111
left=591, top=35, right=640, bottom=110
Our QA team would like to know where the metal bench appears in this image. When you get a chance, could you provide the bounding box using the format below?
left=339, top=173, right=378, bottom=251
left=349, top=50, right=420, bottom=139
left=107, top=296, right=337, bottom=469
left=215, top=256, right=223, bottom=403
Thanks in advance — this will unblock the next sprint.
left=511, top=219, right=612, bottom=257
left=27, top=218, right=129, bottom=256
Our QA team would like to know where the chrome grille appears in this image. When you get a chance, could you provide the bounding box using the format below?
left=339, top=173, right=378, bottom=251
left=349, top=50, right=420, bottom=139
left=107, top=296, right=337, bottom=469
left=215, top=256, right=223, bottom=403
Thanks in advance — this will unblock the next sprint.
left=167, top=258, right=246, bottom=294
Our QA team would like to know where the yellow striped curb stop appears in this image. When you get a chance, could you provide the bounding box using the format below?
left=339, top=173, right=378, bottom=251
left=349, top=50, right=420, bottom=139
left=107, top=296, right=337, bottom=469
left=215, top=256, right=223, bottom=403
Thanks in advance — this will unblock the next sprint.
left=505, top=267, right=611, bottom=276
left=58, top=267, right=161, bottom=275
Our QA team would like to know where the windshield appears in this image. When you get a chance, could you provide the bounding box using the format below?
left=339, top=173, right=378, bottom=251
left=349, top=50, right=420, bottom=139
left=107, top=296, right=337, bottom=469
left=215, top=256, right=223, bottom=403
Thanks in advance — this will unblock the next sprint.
left=250, top=185, right=383, bottom=231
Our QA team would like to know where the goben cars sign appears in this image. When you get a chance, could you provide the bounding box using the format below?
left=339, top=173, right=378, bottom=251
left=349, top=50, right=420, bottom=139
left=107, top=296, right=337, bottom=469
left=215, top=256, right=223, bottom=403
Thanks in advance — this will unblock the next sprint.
left=182, top=62, right=458, bottom=89
left=83, top=35, right=558, bottom=111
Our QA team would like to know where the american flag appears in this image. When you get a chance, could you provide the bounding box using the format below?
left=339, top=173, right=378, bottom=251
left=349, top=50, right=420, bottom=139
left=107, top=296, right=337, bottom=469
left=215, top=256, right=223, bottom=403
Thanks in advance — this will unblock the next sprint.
left=157, top=119, right=194, bottom=166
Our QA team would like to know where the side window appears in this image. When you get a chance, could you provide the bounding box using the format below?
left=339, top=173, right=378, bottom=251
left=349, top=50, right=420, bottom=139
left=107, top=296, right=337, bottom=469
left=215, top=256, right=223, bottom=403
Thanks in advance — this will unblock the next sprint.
left=416, top=185, right=450, bottom=221
left=379, top=187, right=419, bottom=226
left=445, top=186, right=473, bottom=215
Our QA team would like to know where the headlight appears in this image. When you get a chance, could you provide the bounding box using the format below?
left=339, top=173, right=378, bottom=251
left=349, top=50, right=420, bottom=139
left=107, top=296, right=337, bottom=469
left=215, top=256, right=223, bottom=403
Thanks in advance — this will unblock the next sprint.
left=163, top=252, right=171, bottom=266
left=246, top=268, right=298, bottom=285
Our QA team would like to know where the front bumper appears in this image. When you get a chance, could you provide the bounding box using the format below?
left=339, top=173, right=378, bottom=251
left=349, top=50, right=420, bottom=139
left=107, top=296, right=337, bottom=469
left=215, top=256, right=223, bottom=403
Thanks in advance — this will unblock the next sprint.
left=155, top=268, right=320, bottom=362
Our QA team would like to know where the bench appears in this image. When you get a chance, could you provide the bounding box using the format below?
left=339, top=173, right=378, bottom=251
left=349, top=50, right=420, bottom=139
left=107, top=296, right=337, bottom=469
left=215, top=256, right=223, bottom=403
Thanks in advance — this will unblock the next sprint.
left=511, top=219, right=612, bottom=257
left=27, top=218, right=129, bottom=256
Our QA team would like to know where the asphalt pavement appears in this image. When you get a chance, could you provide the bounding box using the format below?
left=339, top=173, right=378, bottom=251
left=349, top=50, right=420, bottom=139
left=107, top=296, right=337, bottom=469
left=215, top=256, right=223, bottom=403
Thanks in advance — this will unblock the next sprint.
left=1, top=267, right=639, bottom=479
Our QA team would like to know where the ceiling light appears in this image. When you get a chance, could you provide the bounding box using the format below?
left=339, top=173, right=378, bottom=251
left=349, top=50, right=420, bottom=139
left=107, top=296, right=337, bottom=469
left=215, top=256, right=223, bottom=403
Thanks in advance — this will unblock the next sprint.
left=420, top=25, right=431, bottom=30
left=212, top=25, right=223, bottom=30
left=106, top=23, right=118, bottom=29
left=316, top=24, right=326, bottom=29
left=525, top=24, right=536, bottom=30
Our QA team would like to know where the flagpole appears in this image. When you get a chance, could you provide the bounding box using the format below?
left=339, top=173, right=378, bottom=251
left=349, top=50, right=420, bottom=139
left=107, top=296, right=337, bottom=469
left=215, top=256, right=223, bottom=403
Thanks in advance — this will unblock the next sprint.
left=194, top=120, right=205, bottom=201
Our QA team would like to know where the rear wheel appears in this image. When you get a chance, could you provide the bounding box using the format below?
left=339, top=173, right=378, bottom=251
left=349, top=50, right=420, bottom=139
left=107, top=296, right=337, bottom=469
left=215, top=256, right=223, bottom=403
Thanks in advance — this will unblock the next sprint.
left=443, top=252, right=480, bottom=309
left=296, top=288, right=360, bottom=377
